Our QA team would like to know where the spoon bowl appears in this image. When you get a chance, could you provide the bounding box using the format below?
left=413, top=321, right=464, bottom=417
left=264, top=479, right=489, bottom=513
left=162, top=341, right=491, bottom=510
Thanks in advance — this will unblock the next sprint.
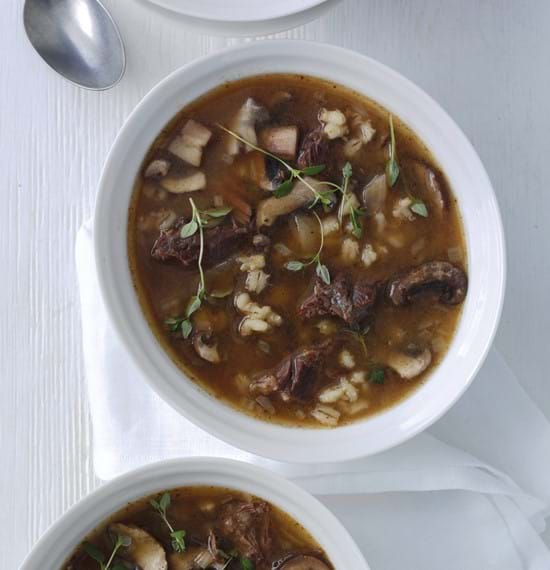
left=24, top=0, right=125, bottom=90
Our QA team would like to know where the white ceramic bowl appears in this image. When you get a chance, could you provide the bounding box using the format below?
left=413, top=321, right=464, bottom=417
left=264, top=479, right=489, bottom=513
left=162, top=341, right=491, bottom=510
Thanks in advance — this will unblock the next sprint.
left=94, top=40, right=506, bottom=463
left=137, top=0, right=341, bottom=37
left=21, top=458, right=370, bottom=569
left=140, top=0, right=329, bottom=22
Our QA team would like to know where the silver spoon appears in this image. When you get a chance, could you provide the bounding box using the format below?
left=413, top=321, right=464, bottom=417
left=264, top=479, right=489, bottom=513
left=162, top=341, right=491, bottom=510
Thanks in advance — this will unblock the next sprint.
left=24, top=0, right=125, bottom=90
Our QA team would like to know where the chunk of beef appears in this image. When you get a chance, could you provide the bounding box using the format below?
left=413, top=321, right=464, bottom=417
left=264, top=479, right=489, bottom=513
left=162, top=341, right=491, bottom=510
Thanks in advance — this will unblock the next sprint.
left=151, top=217, right=251, bottom=269
left=298, top=272, right=378, bottom=327
left=249, top=341, right=331, bottom=403
left=218, top=500, right=272, bottom=563
left=296, top=127, right=329, bottom=169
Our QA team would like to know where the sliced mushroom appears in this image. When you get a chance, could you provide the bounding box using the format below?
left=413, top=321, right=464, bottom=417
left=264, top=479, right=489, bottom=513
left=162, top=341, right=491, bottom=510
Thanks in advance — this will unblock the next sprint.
left=160, top=171, right=206, bottom=194
left=387, top=261, right=468, bottom=306
left=361, top=173, right=387, bottom=215
left=404, top=159, right=448, bottom=216
left=288, top=212, right=321, bottom=256
left=232, top=152, right=284, bottom=192
left=226, top=98, right=269, bottom=156
left=109, top=523, right=167, bottom=570
left=168, top=120, right=212, bottom=167
left=168, top=548, right=220, bottom=570
left=259, top=126, right=298, bottom=159
left=277, top=554, right=331, bottom=570
left=387, top=347, right=432, bottom=379
left=256, top=177, right=323, bottom=227
left=144, top=158, right=171, bottom=179
left=192, top=331, right=221, bottom=363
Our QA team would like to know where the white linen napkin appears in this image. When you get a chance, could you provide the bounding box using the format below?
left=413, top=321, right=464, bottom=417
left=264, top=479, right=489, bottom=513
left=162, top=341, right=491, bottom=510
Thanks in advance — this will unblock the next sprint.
left=76, top=219, right=550, bottom=569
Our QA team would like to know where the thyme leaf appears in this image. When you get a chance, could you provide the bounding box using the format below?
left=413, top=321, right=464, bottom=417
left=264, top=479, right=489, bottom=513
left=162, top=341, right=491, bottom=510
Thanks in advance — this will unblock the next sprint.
left=410, top=199, right=428, bottom=217
left=240, top=557, right=255, bottom=570
left=179, top=219, right=198, bottom=239
left=316, top=262, right=331, bottom=285
left=369, top=366, right=386, bottom=384
left=301, top=164, right=326, bottom=176
left=203, top=206, right=233, bottom=218
left=285, top=260, right=305, bottom=271
left=274, top=177, right=294, bottom=198
left=385, top=114, right=400, bottom=187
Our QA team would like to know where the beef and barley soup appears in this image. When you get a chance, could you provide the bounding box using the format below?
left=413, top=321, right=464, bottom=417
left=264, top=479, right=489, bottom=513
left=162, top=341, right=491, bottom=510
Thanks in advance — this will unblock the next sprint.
left=63, top=486, right=331, bottom=570
left=128, top=74, right=467, bottom=427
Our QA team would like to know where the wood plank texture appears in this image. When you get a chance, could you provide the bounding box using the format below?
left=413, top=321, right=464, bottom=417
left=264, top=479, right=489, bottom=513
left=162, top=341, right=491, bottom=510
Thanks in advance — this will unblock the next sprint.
left=1, top=1, right=549, bottom=567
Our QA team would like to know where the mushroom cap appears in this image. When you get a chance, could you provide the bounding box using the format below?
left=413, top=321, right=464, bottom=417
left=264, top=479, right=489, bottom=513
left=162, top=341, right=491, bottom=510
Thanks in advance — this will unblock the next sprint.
left=403, top=158, right=449, bottom=216
left=387, top=348, right=432, bottom=379
left=387, top=261, right=468, bottom=306
left=277, top=554, right=331, bottom=570
left=192, top=331, right=221, bottom=363
left=256, top=177, right=321, bottom=227
left=168, top=548, right=213, bottom=570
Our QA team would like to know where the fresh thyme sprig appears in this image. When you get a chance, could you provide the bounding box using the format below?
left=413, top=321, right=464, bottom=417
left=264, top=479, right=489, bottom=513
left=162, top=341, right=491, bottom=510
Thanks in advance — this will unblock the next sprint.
left=285, top=210, right=330, bottom=285
left=83, top=534, right=131, bottom=570
left=336, top=162, right=365, bottom=238
left=343, top=325, right=370, bottom=360
left=385, top=114, right=428, bottom=218
left=150, top=492, right=186, bottom=553
left=341, top=327, right=386, bottom=384
left=165, top=201, right=232, bottom=339
left=217, top=124, right=334, bottom=207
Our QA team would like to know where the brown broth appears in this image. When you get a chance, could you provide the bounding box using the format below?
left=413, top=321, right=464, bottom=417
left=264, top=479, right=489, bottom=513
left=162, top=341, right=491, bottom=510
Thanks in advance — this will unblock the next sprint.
left=128, top=74, right=466, bottom=427
left=63, top=486, right=329, bottom=570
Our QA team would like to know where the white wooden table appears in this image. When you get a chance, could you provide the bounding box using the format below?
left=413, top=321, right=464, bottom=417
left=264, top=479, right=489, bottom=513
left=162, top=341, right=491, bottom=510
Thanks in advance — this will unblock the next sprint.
left=2, top=1, right=549, bottom=567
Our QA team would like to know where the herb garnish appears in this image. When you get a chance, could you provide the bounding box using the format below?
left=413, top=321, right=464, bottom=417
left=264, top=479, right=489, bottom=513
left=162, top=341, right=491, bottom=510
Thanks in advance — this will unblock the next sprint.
left=385, top=114, right=400, bottom=187
left=285, top=210, right=331, bottom=285
left=369, top=366, right=386, bottom=384
left=150, top=492, right=186, bottom=553
left=165, top=201, right=232, bottom=339
left=240, top=557, right=255, bottom=570
left=385, top=114, right=429, bottom=218
left=336, top=162, right=365, bottom=238
left=83, top=533, right=131, bottom=570
left=217, top=124, right=334, bottom=208
left=410, top=198, right=428, bottom=217
left=343, top=326, right=369, bottom=359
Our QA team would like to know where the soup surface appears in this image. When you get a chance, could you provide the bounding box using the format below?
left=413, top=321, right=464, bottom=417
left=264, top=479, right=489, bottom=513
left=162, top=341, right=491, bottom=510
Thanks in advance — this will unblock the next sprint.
left=128, top=74, right=467, bottom=427
left=63, top=486, right=331, bottom=570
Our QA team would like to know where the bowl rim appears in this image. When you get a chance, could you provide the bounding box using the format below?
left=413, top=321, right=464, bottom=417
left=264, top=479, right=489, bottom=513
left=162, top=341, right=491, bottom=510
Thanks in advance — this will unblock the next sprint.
left=20, top=457, right=370, bottom=569
left=94, top=39, right=506, bottom=463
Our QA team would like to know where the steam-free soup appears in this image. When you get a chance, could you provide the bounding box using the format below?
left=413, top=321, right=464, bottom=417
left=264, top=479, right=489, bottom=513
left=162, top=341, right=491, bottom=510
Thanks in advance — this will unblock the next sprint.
left=63, top=486, right=331, bottom=570
left=128, top=74, right=467, bottom=427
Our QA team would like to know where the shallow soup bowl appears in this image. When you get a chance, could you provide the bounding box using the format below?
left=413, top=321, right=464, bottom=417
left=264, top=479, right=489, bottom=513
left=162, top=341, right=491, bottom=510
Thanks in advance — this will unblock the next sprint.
left=94, top=40, right=506, bottom=463
left=21, top=458, right=370, bottom=569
